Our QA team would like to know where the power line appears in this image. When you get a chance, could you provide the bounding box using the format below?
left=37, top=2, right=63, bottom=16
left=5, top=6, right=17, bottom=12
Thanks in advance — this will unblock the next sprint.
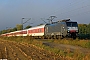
left=44, top=0, right=85, bottom=18
left=57, top=4, right=90, bottom=18
left=40, top=0, right=90, bottom=24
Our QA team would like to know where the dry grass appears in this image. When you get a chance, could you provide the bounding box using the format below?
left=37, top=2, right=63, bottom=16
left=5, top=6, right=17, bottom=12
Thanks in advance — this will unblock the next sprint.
left=0, top=36, right=90, bottom=60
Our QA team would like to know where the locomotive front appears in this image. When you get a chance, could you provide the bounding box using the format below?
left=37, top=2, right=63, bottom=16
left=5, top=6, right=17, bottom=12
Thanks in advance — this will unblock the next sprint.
left=66, top=21, right=78, bottom=39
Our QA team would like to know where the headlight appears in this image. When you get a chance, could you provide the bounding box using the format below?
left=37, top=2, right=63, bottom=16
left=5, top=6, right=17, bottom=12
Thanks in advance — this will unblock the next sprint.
left=76, top=30, right=78, bottom=32
left=68, top=30, right=70, bottom=32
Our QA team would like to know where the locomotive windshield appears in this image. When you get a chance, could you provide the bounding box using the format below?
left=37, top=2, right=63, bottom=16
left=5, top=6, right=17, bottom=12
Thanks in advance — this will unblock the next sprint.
left=66, top=22, right=78, bottom=27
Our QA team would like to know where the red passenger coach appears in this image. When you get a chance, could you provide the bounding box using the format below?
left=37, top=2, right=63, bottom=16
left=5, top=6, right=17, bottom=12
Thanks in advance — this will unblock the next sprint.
left=13, top=30, right=27, bottom=36
left=27, top=25, right=45, bottom=36
left=21, top=30, right=27, bottom=36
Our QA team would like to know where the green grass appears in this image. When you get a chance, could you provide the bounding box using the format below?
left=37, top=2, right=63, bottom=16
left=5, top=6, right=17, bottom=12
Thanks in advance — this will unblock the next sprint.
left=54, top=39, right=90, bottom=48
left=45, top=39, right=90, bottom=48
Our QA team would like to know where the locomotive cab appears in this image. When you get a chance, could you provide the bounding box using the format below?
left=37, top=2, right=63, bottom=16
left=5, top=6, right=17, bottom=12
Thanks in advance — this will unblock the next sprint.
left=66, top=21, right=78, bottom=39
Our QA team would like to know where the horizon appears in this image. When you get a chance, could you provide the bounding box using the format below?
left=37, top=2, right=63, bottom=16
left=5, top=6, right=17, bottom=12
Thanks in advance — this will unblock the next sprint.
left=0, top=0, right=90, bottom=30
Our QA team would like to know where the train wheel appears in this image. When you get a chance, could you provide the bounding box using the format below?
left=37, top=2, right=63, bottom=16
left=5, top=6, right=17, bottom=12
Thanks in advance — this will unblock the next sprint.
left=73, top=36, right=76, bottom=39
left=60, top=35, right=64, bottom=39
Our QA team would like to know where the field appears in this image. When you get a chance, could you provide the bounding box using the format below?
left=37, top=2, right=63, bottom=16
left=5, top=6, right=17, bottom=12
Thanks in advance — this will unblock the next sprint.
left=0, top=39, right=63, bottom=60
left=0, top=37, right=90, bottom=60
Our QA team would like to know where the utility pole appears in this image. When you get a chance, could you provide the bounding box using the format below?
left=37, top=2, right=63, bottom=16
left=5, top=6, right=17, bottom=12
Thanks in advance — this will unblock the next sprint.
left=21, top=18, right=31, bottom=30
left=22, top=18, right=24, bottom=30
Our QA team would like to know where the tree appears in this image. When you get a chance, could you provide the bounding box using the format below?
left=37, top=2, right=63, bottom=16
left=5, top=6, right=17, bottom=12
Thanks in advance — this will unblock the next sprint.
left=12, top=27, right=17, bottom=31
left=78, top=24, right=87, bottom=34
left=24, top=25, right=32, bottom=29
left=87, top=23, right=90, bottom=34
left=0, top=30, right=7, bottom=34
left=0, top=31, right=2, bottom=34
left=78, top=23, right=90, bottom=39
left=16, top=24, right=23, bottom=30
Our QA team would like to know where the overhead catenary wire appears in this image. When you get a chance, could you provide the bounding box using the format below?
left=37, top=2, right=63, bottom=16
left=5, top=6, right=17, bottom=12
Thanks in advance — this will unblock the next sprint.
left=44, top=0, right=85, bottom=17
left=43, top=0, right=90, bottom=22
left=39, top=0, right=90, bottom=25
left=57, top=4, right=90, bottom=19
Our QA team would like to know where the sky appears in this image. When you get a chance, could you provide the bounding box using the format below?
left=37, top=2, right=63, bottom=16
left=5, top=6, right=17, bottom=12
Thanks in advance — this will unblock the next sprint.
left=0, top=0, right=90, bottom=30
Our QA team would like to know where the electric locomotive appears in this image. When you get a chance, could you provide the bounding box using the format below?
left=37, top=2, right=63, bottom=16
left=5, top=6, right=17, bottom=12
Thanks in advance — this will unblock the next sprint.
left=44, top=19, right=78, bottom=39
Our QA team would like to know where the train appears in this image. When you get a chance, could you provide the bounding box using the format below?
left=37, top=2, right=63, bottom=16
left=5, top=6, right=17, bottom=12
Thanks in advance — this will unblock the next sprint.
left=1, top=19, right=78, bottom=39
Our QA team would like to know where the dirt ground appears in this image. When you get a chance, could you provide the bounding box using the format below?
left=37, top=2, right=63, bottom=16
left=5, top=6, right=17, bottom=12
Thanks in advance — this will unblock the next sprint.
left=43, top=42, right=90, bottom=54
left=0, top=40, right=64, bottom=60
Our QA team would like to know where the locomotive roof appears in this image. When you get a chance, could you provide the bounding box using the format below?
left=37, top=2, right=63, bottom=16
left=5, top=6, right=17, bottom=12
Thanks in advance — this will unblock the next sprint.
left=66, top=20, right=77, bottom=23
left=57, top=19, right=70, bottom=22
left=57, top=19, right=77, bottom=23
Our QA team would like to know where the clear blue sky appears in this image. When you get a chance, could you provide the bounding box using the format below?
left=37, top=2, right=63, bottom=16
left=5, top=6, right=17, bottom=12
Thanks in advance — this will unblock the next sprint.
left=0, top=0, right=90, bottom=30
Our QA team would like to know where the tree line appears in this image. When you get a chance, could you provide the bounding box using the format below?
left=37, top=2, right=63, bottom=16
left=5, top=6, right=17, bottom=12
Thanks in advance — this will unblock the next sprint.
left=78, top=23, right=90, bottom=39
left=0, top=24, right=32, bottom=34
